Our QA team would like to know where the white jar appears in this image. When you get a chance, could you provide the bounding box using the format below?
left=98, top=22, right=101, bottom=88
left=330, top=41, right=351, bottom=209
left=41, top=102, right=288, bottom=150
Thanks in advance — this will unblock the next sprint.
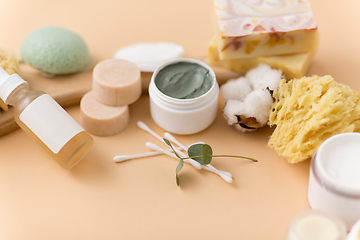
left=286, top=210, right=347, bottom=240
left=148, top=58, right=219, bottom=135
left=308, top=133, right=360, bottom=229
left=346, top=218, right=360, bottom=240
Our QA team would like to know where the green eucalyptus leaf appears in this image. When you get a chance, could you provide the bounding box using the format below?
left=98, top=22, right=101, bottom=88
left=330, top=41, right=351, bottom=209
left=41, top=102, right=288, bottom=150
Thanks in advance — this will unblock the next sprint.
left=176, top=159, right=184, bottom=174
left=176, top=159, right=184, bottom=186
left=163, top=138, right=182, bottom=159
left=164, top=137, right=258, bottom=186
left=202, top=144, right=213, bottom=164
left=176, top=175, right=180, bottom=186
left=188, top=143, right=205, bottom=165
left=163, top=138, right=171, bottom=146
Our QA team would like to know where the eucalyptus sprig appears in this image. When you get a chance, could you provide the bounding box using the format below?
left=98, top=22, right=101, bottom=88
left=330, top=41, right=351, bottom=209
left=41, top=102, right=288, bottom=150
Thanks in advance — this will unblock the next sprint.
left=163, top=138, right=258, bottom=186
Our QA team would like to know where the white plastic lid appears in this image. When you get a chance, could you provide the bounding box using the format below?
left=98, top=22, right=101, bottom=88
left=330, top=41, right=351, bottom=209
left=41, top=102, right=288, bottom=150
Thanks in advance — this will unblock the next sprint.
left=114, top=42, right=184, bottom=72
left=0, top=66, right=27, bottom=104
left=286, top=210, right=347, bottom=240
left=315, top=133, right=360, bottom=196
left=346, top=218, right=360, bottom=240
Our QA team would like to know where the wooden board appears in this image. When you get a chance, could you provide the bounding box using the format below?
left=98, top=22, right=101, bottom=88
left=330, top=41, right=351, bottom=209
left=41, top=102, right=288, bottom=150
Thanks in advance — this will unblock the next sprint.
left=0, top=60, right=241, bottom=136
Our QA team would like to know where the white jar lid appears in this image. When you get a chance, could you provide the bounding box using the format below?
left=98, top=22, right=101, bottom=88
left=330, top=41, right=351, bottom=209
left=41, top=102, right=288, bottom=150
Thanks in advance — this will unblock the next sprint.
left=0, top=67, right=26, bottom=103
left=286, top=210, right=347, bottom=240
left=346, top=218, right=360, bottom=240
left=315, top=133, right=360, bottom=196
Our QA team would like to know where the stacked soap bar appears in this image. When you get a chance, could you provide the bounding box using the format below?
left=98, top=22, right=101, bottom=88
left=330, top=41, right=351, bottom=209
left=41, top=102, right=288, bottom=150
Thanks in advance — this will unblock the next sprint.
left=213, top=0, right=318, bottom=60
left=208, top=37, right=315, bottom=79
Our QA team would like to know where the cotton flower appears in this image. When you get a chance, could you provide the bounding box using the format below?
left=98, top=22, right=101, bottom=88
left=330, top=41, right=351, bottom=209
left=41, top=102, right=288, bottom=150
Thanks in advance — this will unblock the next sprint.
left=223, top=99, right=245, bottom=125
left=245, top=63, right=282, bottom=91
left=242, top=89, right=274, bottom=125
left=220, top=64, right=283, bottom=131
left=220, top=77, right=252, bottom=101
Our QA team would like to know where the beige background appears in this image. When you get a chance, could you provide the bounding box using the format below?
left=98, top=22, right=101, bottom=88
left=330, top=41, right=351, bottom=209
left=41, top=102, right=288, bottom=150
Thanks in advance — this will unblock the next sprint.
left=0, top=0, right=359, bottom=239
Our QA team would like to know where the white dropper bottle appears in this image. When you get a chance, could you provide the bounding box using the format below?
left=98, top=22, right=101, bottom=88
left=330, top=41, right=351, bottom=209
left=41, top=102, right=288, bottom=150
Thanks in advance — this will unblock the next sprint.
left=0, top=67, right=93, bottom=169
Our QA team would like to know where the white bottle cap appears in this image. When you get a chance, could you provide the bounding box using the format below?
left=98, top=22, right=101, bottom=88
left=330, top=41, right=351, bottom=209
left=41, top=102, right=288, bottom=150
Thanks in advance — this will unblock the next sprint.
left=0, top=66, right=27, bottom=104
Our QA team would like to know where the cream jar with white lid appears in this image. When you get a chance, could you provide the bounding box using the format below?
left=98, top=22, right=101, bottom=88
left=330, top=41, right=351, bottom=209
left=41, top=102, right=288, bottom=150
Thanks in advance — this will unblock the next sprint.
left=346, top=218, right=360, bottom=240
left=148, top=58, right=219, bottom=135
left=308, top=132, right=360, bottom=229
left=286, top=210, right=347, bottom=240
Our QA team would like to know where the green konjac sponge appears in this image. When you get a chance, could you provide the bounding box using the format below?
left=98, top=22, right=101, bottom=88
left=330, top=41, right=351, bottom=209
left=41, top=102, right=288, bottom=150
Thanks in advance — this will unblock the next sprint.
left=20, top=26, right=90, bottom=75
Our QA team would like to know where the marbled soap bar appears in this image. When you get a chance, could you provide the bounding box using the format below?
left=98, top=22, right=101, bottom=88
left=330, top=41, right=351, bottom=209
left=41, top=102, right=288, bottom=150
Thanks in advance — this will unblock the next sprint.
left=207, top=37, right=315, bottom=79
left=213, top=0, right=318, bottom=59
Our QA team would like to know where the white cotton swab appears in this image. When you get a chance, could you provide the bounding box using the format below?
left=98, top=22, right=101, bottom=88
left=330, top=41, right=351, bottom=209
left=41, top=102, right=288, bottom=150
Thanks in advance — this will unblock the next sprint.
left=145, top=142, right=180, bottom=159
left=145, top=142, right=202, bottom=170
left=137, top=121, right=201, bottom=170
left=163, top=132, right=197, bottom=150
left=202, top=165, right=233, bottom=183
left=164, top=132, right=233, bottom=181
left=147, top=141, right=233, bottom=183
left=137, top=121, right=163, bottom=142
left=145, top=142, right=195, bottom=165
left=137, top=121, right=185, bottom=158
left=146, top=141, right=233, bottom=183
left=113, top=145, right=192, bottom=163
left=138, top=121, right=232, bottom=183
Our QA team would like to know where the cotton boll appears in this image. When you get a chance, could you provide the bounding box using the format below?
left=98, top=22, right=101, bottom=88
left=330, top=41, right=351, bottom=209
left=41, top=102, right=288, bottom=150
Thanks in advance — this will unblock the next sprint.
left=220, top=77, right=252, bottom=101
left=245, top=63, right=283, bottom=91
left=266, top=70, right=283, bottom=91
left=221, top=64, right=282, bottom=132
left=222, top=99, right=244, bottom=125
left=223, top=99, right=263, bottom=132
left=242, top=89, right=273, bottom=125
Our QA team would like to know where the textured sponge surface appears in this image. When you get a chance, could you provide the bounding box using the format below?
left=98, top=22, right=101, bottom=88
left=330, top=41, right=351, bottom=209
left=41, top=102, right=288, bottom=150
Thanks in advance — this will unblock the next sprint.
left=20, top=26, right=90, bottom=75
left=268, top=76, right=360, bottom=163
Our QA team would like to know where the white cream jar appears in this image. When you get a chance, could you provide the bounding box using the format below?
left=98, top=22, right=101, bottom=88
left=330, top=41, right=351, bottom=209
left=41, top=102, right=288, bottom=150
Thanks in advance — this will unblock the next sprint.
left=286, top=210, right=347, bottom=240
left=308, top=133, right=360, bottom=229
left=346, top=218, right=360, bottom=240
left=148, top=58, right=219, bottom=135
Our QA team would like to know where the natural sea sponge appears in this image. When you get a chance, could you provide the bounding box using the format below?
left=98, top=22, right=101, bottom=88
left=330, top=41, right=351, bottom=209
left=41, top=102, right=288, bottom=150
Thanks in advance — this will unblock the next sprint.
left=0, top=48, right=20, bottom=111
left=268, top=75, right=360, bottom=163
left=0, top=48, right=20, bottom=76
left=20, top=26, right=90, bottom=75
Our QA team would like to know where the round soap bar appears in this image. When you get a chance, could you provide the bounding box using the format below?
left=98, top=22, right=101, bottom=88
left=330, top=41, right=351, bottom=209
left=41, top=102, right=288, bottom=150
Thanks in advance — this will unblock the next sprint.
left=20, top=26, right=90, bottom=75
left=92, top=59, right=141, bottom=106
left=80, top=91, right=130, bottom=136
left=114, top=42, right=184, bottom=72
